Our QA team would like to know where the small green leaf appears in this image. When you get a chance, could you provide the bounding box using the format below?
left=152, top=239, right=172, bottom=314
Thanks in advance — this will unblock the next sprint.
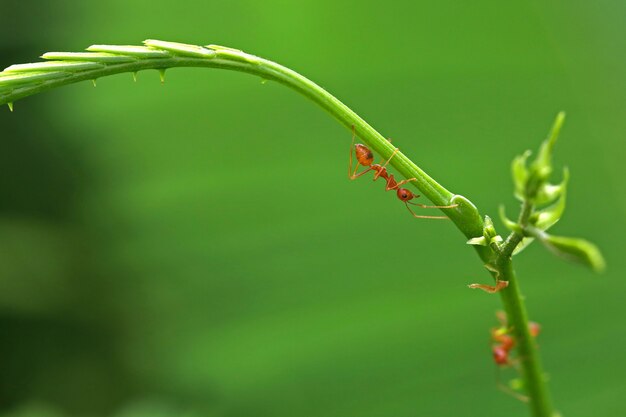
left=206, top=44, right=260, bottom=64
left=4, top=61, right=104, bottom=72
left=530, top=111, right=566, bottom=182
left=466, top=215, right=503, bottom=248
left=206, top=44, right=243, bottom=52
left=527, top=228, right=606, bottom=273
left=87, top=44, right=171, bottom=58
left=532, top=168, right=569, bottom=230
left=512, top=150, right=531, bottom=201
left=535, top=167, right=569, bottom=207
left=41, top=52, right=137, bottom=63
left=544, top=234, right=605, bottom=272
left=499, top=205, right=522, bottom=233
left=144, top=39, right=217, bottom=59
left=523, top=112, right=566, bottom=201
left=483, top=215, right=497, bottom=239
left=467, top=236, right=488, bottom=246
left=0, top=71, right=70, bottom=87
left=512, top=237, right=535, bottom=255
left=490, top=234, right=503, bottom=245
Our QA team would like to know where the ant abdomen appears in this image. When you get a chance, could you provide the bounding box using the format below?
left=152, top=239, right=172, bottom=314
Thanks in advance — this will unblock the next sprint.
left=354, top=143, right=374, bottom=166
left=493, top=346, right=509, bottom=365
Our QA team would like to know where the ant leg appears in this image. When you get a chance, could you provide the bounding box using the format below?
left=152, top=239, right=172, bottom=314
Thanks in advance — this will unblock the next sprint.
left=348, top=125, right=358, bottom=178
left=370, top=148, right=400, bottom=182
left=408, top=201, right=459, bottom=209
left=404, top=202, right=450, bottom=220
left=496, top=368, right=529, bottom=403
left=371, top=147, right=404, bottom=183
left=380, top=147, right=400, bottom=170
left=348, top=125, right=373, bottom=180
left=374, top=138, right=394, bottom=165
left=350, top=166, right=374, bottom=180
left=386, top=178, right=418, bottom=191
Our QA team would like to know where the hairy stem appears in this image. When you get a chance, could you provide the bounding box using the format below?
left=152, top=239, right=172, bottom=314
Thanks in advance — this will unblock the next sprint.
left=1, top=40, right=554, bottom=416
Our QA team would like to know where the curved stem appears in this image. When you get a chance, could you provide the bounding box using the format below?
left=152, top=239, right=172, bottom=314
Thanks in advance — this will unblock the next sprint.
left=1, top=40, right=554, bottom=416
left=1, top=42, right=485, bottom=243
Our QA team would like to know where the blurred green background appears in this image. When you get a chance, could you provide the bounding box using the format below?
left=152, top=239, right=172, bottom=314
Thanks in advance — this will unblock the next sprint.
left=1, top=1, right=625, bottom=416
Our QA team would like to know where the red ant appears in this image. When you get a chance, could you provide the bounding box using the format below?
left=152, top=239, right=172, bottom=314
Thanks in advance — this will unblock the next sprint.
left=491, top=311, right=541, bottom=366
left=348, top=126, right=457, bottom=219
left=492, top=328, right=516, bottom=366
left=490, top=311, right=541, bottom=402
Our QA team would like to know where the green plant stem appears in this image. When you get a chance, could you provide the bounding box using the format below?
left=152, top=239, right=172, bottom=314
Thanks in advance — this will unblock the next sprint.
left=1, top=41, right=554, bottom=416
left=497, top=261, right=553, bottom=416
left=501, top=200, right=532, bottom=258
left=0, top=44, right=486, bottom=244
left=498, top=200, right=554, bottom=417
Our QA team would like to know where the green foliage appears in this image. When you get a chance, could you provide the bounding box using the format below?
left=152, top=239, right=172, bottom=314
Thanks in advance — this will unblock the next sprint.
left=0, top=38, right=608, bottom=417
left=466, top=215, right=503, bottom=252
left=502, top=113, right=605, bottom=271
left=525, top=228, right=606, bottom=272
left=1, top=40, right=477, bottom=235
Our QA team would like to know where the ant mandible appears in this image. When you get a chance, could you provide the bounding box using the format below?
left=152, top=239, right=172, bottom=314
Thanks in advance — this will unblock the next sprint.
left=348, top=126, right=457, bottom=219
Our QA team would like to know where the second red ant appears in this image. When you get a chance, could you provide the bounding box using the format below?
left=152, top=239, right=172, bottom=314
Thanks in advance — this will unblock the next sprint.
left=348, top=126, right=457, bottom=219
left=490, top=311, right=542, bottom=402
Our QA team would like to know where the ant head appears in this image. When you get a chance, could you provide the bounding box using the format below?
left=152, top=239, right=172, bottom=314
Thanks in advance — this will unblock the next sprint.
left=354, top=144, right=374, bottom=166
left=397, top=188, right=415, bottom=202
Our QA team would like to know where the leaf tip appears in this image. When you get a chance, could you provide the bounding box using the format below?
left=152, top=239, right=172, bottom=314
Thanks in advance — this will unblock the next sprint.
left=538, top=233, right=606, bottom=273
left=547, top=111, right=566, bottom=148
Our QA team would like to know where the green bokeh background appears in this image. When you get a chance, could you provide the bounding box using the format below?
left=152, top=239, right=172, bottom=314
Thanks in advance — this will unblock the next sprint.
left=1, top=1, right=625, bottom=416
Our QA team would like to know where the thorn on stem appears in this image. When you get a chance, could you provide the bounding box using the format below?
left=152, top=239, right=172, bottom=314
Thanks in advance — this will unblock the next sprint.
left=7, top=102, right=14, bottom=112
left=133, top=72, right=138, bottom=82
left=92, top=79, right=97, bottom=87
left=159, top=69, right=166, bottom=84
